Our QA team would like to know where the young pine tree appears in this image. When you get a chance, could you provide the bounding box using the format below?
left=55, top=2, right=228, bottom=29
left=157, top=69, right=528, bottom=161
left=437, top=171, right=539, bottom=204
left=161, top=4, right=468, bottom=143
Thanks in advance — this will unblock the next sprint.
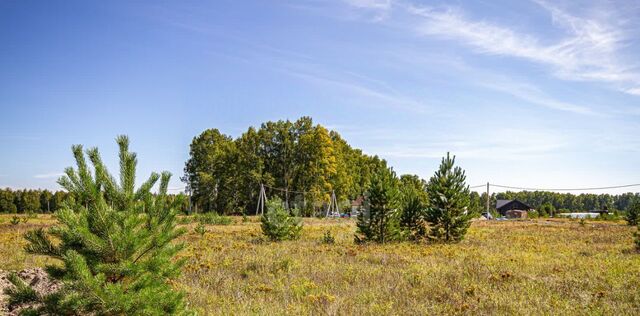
left=9, top=136, right=189, bottom=315
left=399, top=186, right=428, bottom=241
left=355, top=166, right=401, bottom=243
left=425, top=153, right=473, bottom=243
left=626, top=200, right=640, bottom=226
left=261, top=198, right=303, bottom=241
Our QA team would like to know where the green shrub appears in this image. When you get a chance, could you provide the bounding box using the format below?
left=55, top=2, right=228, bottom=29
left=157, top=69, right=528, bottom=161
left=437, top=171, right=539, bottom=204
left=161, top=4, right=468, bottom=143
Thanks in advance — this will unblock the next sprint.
left=196, top=212, right=233, bottom=225
left=261, top=198, right=302, bottom=241
left=321, top=230, right=335, bottom=244
left=635, top=226, right=640, bottom=252
left=626, top=201, right=640, bottom=226
left=194, top=222, right=207, bottom=236
left=10, top=215, right=21, bottom=225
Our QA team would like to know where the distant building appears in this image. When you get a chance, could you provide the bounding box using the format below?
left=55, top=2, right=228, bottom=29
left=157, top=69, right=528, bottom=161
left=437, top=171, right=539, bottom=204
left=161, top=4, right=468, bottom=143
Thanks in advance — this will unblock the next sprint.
left=505, top=209, right=528, bottom=219
left=351, top=196, right=365, bottom=217
left=496, top=199, right=532, bottom=216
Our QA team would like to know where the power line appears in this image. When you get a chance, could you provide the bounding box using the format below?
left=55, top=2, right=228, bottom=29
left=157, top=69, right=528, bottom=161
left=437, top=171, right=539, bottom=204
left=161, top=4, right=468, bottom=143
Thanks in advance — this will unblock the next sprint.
left=262, top=184, right=333, bottom=195
left=490, top=183, right=640, bottom=192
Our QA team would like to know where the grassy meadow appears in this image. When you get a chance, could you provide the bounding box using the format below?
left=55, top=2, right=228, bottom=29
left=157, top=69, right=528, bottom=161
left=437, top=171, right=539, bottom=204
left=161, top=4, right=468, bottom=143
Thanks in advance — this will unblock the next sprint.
left=1, top=214, right=639, bottom=315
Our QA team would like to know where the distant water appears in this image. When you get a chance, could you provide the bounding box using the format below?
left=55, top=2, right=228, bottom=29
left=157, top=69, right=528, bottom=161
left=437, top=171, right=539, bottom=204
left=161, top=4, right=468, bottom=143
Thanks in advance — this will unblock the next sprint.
left=557, top=212, right=600, bottom=219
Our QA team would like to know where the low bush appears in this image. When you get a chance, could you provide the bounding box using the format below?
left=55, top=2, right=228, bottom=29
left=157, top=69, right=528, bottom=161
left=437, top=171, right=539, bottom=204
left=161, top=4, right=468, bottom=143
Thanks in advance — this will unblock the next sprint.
left=194, top=222, right=207, bottom=236
left=196, top=212, right=233, bottom=225
left=261, top=198, right=302, bottom=241
left=321, top=230, right=335, bottom=244
left=10, top=215, right=21, bottom=225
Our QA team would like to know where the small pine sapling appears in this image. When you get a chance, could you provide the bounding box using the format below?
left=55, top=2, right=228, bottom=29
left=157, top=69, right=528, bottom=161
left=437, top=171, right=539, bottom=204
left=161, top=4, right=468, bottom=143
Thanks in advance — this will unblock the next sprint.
left=261, top=198, right=303, bottom=241
left=355, top=166, right=401, bottom=244
left=8, top=136, right=190, bottom=315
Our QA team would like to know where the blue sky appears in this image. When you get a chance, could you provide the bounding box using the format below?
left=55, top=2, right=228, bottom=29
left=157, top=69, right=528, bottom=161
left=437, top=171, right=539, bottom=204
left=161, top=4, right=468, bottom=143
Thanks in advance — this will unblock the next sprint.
left=1, top=0, right=639, bottom=194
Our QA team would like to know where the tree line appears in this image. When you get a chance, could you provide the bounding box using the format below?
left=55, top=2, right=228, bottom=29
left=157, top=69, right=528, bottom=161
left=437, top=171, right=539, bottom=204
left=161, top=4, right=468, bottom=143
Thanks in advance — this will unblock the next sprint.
left=184, top=116, right=640, bottom=216
left=465, top=190, right=639, bottom=214
left=0, top=188, right=189, bottom=214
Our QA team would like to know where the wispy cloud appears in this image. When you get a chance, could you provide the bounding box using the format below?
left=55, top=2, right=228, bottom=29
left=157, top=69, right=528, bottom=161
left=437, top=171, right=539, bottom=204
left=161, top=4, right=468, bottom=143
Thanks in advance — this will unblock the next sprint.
left=365, top=127, right=568, bottom=160
left=402, top=1, right=640, bottom=95
left=34, top=173, right=64, bottom=179
left=341, top=0, right=640, bottom=96
left=344, top=0, right=392, bottom=20
left=280, top=64, right=430, bottom=113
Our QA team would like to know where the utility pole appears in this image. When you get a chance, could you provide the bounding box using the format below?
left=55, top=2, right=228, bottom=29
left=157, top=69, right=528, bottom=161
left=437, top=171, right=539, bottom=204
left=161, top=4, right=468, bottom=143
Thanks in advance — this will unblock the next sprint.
left=256, top=184, right=267, bottom=216
left=485, top=182, right=490, bottom=214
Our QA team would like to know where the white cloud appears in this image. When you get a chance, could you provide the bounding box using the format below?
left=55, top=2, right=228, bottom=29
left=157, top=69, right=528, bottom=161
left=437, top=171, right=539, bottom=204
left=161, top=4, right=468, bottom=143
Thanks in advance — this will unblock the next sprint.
left=386, top=1, right=640, bottom=96
left=34, top=173, right=64, bottom=179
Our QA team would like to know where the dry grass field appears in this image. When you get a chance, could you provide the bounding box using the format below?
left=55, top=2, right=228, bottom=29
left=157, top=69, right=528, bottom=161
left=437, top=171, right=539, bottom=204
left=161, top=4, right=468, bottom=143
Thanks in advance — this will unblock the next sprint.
left=1, top=214, right=639, bottom=315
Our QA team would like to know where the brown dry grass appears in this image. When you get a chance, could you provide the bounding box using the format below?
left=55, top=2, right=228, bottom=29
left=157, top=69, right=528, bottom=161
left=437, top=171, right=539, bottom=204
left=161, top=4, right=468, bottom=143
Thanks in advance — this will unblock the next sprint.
left=1, top=214, right=639, bottom=315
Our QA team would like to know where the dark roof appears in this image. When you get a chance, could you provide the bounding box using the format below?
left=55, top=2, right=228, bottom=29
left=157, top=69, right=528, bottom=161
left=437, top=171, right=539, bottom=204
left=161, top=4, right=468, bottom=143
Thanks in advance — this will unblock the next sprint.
left=496, top=199, right=532, bottom=211
left=496, top=199, right=511, bottom=209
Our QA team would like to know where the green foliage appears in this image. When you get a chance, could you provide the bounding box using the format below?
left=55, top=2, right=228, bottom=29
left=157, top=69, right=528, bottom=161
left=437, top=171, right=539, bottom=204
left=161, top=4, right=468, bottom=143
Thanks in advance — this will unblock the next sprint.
left=399, top=180, right=428, bottom=241
left=539, top=203, right=556, bottom=217
left=425, top=153, right=472, bottom=243
left=10, top=215, right=21, bottom=225
left=8, top=135, right=189, bottom=315
left=493, top=190, right=635, bottom=213
left=355, top=166, right=401, bottom=244
left=4, top=272, right=38, bottom=309
left=194, top=222, right=207, bottom=236
left=626, top=200, right=640, bottom=226
left=321, top=230, right=335, bottom=244
left=0, top=189, right=18, bottom=213
left=183, top=117, right=387, bottom=216
left=635, top=226, right=640, bottom=252
left=260, top=198, right=303, bottom=241
left=196, top=212, right=233, bottom=225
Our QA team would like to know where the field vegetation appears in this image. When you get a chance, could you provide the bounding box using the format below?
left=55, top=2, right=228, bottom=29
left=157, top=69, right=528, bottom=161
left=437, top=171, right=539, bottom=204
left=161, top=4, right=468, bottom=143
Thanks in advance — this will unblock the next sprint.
left=2, top=214, right=639, bottom=315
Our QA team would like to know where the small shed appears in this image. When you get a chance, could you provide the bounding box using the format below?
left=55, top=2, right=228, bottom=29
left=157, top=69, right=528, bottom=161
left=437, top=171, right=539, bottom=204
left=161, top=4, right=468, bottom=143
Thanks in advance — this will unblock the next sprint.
left=505, top=209, right=528, bottom=219
left=496, top=199, right=532, bottom=216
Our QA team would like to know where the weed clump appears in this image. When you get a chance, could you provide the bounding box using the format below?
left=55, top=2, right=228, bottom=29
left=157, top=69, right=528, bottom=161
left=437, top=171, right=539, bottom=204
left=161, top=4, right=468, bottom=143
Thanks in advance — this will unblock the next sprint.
left=196, top=212, right=233, bottom=225
left=10, top=215, right=21, bottom=225
left=321, top=230, right=335, bottom=244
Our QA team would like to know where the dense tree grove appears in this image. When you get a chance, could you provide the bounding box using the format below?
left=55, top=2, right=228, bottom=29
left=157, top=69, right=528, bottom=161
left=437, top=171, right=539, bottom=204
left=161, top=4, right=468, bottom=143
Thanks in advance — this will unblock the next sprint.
left=183, top=117, right=387, bottom=215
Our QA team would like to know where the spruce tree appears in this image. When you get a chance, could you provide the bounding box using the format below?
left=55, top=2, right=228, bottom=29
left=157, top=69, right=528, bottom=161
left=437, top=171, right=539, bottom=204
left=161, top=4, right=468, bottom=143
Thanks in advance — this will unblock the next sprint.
left=9, top=136, right=189, bottom=315
left=425, top=153, right=473, bottom=243
left=355, top=166, right=401, bottom=243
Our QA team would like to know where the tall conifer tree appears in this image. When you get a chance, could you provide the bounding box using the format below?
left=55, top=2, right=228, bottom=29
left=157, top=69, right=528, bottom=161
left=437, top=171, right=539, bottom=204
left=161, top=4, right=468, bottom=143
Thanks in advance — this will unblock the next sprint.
left=425, top=153, right=472, bottom=243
